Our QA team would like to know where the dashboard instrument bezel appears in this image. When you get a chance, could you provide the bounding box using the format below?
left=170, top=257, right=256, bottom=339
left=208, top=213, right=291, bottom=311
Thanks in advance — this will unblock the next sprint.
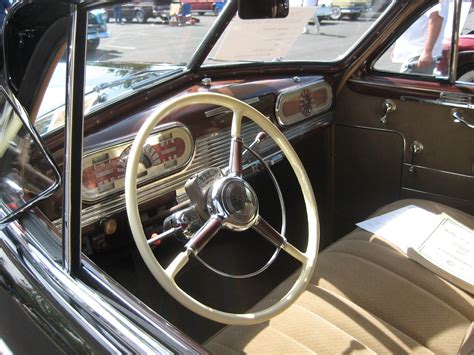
left=82, top=122, right=194, bottom=202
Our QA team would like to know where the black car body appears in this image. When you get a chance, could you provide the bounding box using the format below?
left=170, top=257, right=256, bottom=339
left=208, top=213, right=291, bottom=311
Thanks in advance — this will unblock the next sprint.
left=0, top=0, right=472, bottom=353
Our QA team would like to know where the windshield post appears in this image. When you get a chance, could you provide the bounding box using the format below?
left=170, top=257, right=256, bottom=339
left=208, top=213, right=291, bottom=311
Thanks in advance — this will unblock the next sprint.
left=62, top=4, right=87, bottom=275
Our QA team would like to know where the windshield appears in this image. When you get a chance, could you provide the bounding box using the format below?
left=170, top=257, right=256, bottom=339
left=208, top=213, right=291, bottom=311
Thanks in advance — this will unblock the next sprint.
left=205, top=0, right=393, bottom=64
left=35, top=1, right=393, bottom=135
left=36, top=4, right=222, bottom=135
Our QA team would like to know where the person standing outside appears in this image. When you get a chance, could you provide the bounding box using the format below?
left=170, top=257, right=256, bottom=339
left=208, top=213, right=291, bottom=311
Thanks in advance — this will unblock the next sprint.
left=0, top=0, right=11, bottom=29
left=302, top=0, right=320, bottom=34
left=113, top=4, right=123, bottom=24
left=392, top=0, right=449, bottom=74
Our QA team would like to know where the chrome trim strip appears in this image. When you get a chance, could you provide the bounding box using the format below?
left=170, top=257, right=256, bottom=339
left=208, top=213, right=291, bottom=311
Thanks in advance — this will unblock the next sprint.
left=449, top=0, right=462, bottom=85
left=205, top=97, right=260, bottom=118
left=63, top=5, right=85, bottom=274
left=403, top=163, right=474, bottom=179
left=53, top=112, right=333, bottom=229
left=0, top=86, right=62, bottom=224
left=349, top=79, right=448, bottom=95
left=400, top=92, right=474, bottom=109
left=1, top=218, right=172, bottom=353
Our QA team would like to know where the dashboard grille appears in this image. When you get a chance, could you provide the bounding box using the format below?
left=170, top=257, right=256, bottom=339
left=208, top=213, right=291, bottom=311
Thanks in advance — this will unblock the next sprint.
left=53, top=112, right=333, bottom=230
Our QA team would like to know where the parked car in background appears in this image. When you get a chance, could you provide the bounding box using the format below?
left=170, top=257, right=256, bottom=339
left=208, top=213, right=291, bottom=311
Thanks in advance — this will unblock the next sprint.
left=315, top=0, right=342, bottom=21
left=87, top=9, right=110, bottom=50
left=438, top=30, right=474, bottom=81
left=181, top=0, right=224, bottom=15
left=105, top=1, right=171, bottom=23
left=330, top=0, right=372, bottom=20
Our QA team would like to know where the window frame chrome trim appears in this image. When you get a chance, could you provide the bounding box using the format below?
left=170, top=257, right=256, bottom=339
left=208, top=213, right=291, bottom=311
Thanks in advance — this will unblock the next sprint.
left=62, top=4, right=86, bottom=274
left=0, top=86, right=62, bottom=225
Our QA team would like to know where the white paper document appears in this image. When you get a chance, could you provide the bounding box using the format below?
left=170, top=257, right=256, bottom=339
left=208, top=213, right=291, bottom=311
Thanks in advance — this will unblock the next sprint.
left=357, top=205, right=473, bottom=293
left=356, top=205, right=442, bottom=253
left=409, top=217, right=474, bottom=287
left=212, top=7, right=315, bottom=62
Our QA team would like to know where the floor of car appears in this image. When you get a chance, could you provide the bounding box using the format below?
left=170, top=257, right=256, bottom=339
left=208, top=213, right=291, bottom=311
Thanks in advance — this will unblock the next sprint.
left=90, top=160, right=324, bottom=343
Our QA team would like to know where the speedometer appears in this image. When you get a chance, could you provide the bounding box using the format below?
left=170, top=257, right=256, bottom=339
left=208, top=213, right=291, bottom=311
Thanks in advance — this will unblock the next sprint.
left=82, top=123, right=194, bottom=202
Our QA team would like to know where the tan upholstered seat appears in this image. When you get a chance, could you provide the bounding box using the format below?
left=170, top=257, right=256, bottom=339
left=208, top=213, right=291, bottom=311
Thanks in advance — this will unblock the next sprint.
left=205, top=199, right=474, bottom=354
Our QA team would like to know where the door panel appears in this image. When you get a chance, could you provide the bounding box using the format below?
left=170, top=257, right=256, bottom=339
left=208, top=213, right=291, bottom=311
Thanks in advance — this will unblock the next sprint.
left=334, top=84, right=473, bottom=238
left=334, top=124, right=404, bottom=238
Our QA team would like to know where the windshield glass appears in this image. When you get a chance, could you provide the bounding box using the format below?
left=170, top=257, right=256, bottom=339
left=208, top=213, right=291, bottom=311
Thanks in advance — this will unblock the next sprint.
left=35, top=0, right=393, bottom=135
left=36, top=3, right=222, bottom=135
left=205, top=0, right=393, bottom=63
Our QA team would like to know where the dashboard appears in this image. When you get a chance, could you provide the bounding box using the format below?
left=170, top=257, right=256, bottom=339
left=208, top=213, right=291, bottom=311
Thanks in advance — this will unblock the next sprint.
left=50, top=75, right=334, bottom=231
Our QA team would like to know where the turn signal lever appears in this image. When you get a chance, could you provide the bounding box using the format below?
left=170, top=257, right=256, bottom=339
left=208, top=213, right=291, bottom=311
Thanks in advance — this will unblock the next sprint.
left=243, top=132, right=267, bottom=162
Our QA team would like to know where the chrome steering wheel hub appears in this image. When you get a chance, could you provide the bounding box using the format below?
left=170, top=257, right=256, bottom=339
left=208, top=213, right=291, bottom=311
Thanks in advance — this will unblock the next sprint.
left=207, top=177, right=259, bottom=231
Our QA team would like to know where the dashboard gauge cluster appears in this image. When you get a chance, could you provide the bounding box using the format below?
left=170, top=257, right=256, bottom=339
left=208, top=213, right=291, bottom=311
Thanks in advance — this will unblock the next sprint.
left=82, top=123, right=194, bottom=202
left=275, top=79, right=332, bottom=126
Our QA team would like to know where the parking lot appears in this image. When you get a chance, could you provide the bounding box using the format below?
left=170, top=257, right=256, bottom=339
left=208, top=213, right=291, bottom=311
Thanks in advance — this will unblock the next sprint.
left=89, top=14, right=378, bottom=64
left=89, top=8, right=474, bottom=74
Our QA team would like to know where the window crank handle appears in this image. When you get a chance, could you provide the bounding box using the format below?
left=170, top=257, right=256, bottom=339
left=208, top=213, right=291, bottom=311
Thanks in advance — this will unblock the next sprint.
left=380, top=99, right=396, bottom=124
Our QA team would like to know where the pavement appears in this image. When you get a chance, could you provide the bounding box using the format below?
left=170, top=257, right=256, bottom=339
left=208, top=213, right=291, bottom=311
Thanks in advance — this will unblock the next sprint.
left=88, top=14, right=376, bottom=64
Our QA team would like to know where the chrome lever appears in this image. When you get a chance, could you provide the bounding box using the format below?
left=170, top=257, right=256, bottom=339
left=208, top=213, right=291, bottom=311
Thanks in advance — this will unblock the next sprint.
left=451, top=109, right=474, bottom=129
left=380, top=99, right=396, bottom=124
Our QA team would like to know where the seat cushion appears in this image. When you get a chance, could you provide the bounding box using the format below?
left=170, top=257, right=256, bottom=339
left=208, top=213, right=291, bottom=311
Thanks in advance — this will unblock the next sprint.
left=205, top=199, right=474, bottom=354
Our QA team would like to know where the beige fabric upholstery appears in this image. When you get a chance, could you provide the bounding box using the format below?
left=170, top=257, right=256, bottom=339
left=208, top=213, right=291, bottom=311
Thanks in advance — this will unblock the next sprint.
left=205, top=199, right=474, bottom=354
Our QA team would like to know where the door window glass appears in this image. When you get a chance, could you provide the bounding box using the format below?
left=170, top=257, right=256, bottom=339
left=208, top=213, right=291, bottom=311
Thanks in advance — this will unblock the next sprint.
left=374, top=0, right=472, bottom=79
left=457, top=2, right=474, bottom=83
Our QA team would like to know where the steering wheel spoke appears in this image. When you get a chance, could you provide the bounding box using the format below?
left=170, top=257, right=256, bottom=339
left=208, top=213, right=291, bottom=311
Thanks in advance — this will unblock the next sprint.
left=229, top=138, right=243, bottom=176
left=253, top=216, right=308, bottom=264
left=253, top=216, right=287, bottom=247
left=165, top=217, right=222, bottom=279
left=229, top=110, right=244, bottom=176
left=185, top=216, right=222, bottom=254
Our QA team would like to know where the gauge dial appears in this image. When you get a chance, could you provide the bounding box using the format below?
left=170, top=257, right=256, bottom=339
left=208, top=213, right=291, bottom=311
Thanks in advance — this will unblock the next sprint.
left=299, top=89, right=313, bottom=116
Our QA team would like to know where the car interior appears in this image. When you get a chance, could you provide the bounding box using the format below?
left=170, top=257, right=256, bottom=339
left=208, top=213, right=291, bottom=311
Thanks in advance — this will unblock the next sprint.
left=2, top=0, right=473, bottom=353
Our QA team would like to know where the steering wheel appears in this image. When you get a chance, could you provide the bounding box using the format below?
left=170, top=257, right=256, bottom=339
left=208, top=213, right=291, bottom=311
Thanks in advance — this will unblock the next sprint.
left=125, top=92, right=319, bottom=325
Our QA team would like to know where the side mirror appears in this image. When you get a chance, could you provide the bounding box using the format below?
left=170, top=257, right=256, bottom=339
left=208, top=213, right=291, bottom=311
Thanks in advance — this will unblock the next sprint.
left=238, top=0, right=289, bottom=19
left=0, top=87, right=61, bottom=224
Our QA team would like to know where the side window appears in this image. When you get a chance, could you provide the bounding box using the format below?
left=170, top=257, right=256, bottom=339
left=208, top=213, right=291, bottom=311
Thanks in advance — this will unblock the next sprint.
left=374, top=0, right=472, bottom=79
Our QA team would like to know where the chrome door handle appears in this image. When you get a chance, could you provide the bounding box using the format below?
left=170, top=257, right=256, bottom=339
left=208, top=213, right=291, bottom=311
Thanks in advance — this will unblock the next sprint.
left=451, top=109, right=474, bottom=129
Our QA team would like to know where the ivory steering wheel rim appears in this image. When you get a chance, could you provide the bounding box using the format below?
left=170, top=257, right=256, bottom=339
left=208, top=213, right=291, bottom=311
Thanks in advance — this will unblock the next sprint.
left=125, top=92, right=319, bottom=325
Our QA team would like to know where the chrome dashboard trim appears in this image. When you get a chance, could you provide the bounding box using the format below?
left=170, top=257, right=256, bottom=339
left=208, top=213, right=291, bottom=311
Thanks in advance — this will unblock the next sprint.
left=275, top=79, right=332, bottom=126
left=82, top=122, right=194, bottom=203
left=205, top=97, right=260, bottom=118
left=53, top=112, right=333, bottom=229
